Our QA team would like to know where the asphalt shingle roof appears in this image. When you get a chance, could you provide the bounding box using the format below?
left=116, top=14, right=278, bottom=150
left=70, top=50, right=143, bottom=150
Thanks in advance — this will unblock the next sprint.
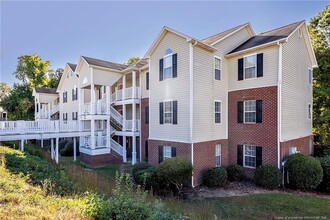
left=68, top=63, right=77, bottom=71
left=35, top=88, right=58, bottom=94
left=82, top=56, right=128, bottom=71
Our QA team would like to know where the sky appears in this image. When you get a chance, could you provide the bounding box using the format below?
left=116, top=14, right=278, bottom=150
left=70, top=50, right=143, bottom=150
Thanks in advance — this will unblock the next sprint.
left=0, top=1, right=328, bottom=86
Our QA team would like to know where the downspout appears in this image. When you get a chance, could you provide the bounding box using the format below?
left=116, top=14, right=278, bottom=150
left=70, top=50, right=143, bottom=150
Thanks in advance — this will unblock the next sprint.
left=277, top=42, right=282, bottom=169
left=190, top=40, right=197, bottom=187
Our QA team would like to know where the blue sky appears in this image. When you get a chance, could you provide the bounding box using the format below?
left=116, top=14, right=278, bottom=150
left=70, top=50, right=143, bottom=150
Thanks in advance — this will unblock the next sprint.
left=1, top=1, right=328, bottom=86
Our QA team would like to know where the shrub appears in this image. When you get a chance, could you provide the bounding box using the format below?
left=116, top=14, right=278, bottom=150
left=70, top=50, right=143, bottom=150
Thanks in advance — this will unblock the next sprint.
left=227, top=165, right=244, bottom=182
left=286, top=153, right=323, bottom=190
left=254, top=165, right=281, bottom=189
left=132, top=161, right=151, bottom=182
left=135, top=167, right=156, bottom=190
left=317, top=156, right=330, bottom=193
left=204, top=167, right=227, bottom=187
left=156, top=157, right=193, bottom=194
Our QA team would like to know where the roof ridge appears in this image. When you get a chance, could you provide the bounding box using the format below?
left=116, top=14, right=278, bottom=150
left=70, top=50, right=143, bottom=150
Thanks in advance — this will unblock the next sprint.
left=82, top=55, right=127, bottom=67
left=201, top=23, right=249, bottom=41
left=259, top=20, right=305, bottom=35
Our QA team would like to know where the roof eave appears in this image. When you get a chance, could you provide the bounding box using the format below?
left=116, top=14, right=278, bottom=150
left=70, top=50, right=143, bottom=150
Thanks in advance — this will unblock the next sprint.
left=89, top=65, right=124, bottom=73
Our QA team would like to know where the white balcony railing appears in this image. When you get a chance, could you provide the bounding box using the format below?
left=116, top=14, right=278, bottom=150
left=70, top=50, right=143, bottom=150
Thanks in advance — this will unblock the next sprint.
left=124, top=119, right=140, bottom=131
left=81, top=135, right=108, bottom=149
left=36, top=111, right=49, bottom=119
left=79, top=102, right=111, bottom=116
left=111, top=86, right=140, bottom=103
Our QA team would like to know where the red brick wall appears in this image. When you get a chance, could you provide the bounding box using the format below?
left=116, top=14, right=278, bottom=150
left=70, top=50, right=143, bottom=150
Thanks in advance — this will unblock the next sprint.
left=80, top=152, right=122, bottom=168
left=228, top=86, right=278, bottom=176
left=280, top=135, right=313, bottom=163
left=148, top=139, right=191, bottom=166
left=193, top=139, right=228, bottom=186
left=140, top=98, right=149, bottom=162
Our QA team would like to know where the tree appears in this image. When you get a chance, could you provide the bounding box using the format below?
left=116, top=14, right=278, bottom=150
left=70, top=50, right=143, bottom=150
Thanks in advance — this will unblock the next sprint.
left=0, top=82, right=11, bottom=100
left=126, top=57, right=140, bottom=65
left=0, top=83, right=34, bottom=120
left=47, top=68, right=63, bottom=88
left=14, top=55, right=51, bottom=88
left=308, top=6, right=330, bottom=144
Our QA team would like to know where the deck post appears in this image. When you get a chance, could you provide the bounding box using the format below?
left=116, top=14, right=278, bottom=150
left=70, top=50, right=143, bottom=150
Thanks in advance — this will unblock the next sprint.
left=51, top=138, right=54, bottom=160
left=55, top=137, right=59, bottom=164
left=20, top=139, right=24, bottom=152
left=41, top=136, right=44, bottom=148
left=73, top=137, right=77, bottom=161
left=123, top=136, right=127, bottom=162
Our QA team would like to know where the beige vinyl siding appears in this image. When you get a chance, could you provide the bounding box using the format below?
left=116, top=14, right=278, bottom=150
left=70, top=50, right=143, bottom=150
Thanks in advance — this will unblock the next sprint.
left=93, top=67, right=123, bottom=87
left=78, top=61, right=91, bottom=88
left=140, top=70, right=149, bottom=98
left=281, top=27, right=313, bottom=141
left=59, top=68, right=79, bottom=121
left=193, top=46, right=227, bottom=142
left=228, top=45, right=279, bottom=91
left=149, top=31, right=190, bottom=142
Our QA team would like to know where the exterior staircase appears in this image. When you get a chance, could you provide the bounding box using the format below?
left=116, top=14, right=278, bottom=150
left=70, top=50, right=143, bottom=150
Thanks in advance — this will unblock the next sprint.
left=109, top=106, right=124, bottom=157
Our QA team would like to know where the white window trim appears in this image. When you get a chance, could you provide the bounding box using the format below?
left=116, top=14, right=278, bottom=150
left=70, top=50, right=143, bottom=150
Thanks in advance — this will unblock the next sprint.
left=243, top=145, right=256, bottom=169
left=298, top=28, right=302, bottom=38
left=308, top=103, right=312, bottom=120
left=215, top=144, right=221, bottom=167
left=214, top=100, right=222, bottom=124
left=214, top=56, right=222, bottom=81
left=243, top=100, right=256, bottom=124
left=163, top=100, right=173, bottom=124
left=163, top=50, right=173, bottom=80
left=308, top=68, right=313, bottom=84
left=164, top=146, right=172, bottom=160
left=243, top=53, right=257, bottom=80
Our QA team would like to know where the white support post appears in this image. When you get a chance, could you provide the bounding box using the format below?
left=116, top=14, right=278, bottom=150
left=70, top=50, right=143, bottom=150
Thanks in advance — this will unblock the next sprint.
left=51, top=138, right=54, bottom=160
left=55, top=137, right=59, bottom=164
left=123, top=104, right=126, bottom=131
left=132, top=71, right=136, bottom=99
left=73, top=137, right=77, bottom=161
left=48, top=103, right=51, bottom=119
left=20, top=139, right=24, bottom=152
left=91, top=84, right=95, bottom=115
left=38, top=102, right=41, bottom=118
left=41, top=136, right=44, bottom=148
left=122, top=74, right=126, bottom=100
left=106, top=86, right=110, bottom=114
left=123, top=136, right=127, bottom=162
left=107, top=118, right=111, bottom=149
left=91, top=119, right=95, bottom=149
left=132, top=135, right=136, bottom=165
left=35, top=97, right=37, bottom=119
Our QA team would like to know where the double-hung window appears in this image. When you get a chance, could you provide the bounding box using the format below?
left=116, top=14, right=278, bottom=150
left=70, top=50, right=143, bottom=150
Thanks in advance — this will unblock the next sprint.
left=164, top=146, right=172, bottom=160
left=244, top=145, right=256, bottom=168
left=308, top=68, right=312, bottom=84
left=215, top=144, right=221, bottom=167
left=308, top=104, right=312, bottom=119
left=63, top=91, right=67, bottom=103
left=164, top=101, right=173, bottom=124
left=244, top=54, right=256, bottom=79
left=163, top=49, right=173, bottom=79
left=215, top=101, right=221, bottom=123
left=244, top=100, right=256, bottom=123
left=215, top=57, right=221, bottom=80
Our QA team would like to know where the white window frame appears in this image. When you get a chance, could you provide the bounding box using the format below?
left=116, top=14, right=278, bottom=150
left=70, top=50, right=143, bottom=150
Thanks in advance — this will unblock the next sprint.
left=214, top=100, right=221, bottom=124
left=298, top=28, right=302, bottom=38
left=215, top=144, right=221, bottom=167
left=308, top=103, right=312, bottom=120
left=243, top=145, right=256, bottom=169
left=163, top=49, right=173, bottom=80
left=214, top=56, right=221, bottom=81
left=244, top=54, right=257, bottom=80
left=164, top=146, right=172, bottom=160
left=163, top=101, right=173, bottom=124
left=244, top=100, right=256, bottom=124
left=308, top=68, right=313, bottom=84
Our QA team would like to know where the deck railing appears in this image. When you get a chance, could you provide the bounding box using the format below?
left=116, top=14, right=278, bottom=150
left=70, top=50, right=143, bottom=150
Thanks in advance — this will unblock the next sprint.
left=111, top=86, right=140, bottom=103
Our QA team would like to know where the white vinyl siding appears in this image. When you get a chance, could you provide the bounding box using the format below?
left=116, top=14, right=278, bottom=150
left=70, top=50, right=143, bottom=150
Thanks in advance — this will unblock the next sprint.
left=149, top=31, right=190, bottom=142
left=244, top=145, right=256, bottom=168
left=281, top=26, right=313, bottom=141
left=215, top=144, right=221, bottom=167
left=244, top=100, right=256, bottom=123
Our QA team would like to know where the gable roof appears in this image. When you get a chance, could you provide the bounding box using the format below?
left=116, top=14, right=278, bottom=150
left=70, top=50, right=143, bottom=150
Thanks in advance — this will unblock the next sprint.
left=81, top=56, right=127, bottom=71
left=228, top=21, right=304, bottom=55
left=67, top=63, right=77, bottom=71
left=35, top=87, right=58, bottom=94
left=126, top=58, right=149, bottom=69
left=201, top=23, right=253, bottom=45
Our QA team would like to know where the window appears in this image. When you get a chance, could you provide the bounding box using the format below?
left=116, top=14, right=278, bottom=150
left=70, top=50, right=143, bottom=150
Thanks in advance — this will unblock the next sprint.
left=244, top=145, right=256, bottom=168
left=244, top=54, right=256, bottom=79
left=298, top=28, right=302, bottom=38
left=215, top=101, right=221, bottom=123
left=308, top=104, right=312, bottom=119
left=63, top=113, right=67, bottom=121
left=146, top=72, right=149, bottom=90
left=164, top=146, right=172, bottom=160
left=72, top=112, right=78, bottom=120
left=72, top=87, right=78, bottom=101
left=145, top=106, right=149, bottom=124
left=244, top=100, right=256, bottom=123
left=308, top=68, right=312, bottom=84
left=215, top=144, right=221, bottom=167
left=163, top=49, right=173, bottom=80
left=164, top=101, right=173, bottom=124
left=215, top=57, right=221, bottom=80
left=63, top=91, right=67, bottom=103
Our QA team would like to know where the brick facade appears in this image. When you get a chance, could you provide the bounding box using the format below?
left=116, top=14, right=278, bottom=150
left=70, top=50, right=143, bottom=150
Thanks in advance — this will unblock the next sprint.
left=228, top=86, right=278, bottom=177
left=280, top=135, right=313, bottom=163
left=193, top=139, right=228, bottom=186
left=140, top=98, right=149, bottom=162
left=80, top=152, right=122, bottom=168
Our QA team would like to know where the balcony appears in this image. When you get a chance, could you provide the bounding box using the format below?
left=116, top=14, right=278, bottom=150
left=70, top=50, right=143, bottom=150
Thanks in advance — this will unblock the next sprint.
left=124, top=119, right=140, bottom=132
left=79, top=101, right=110, bottom=116
left=111, top=86, right=140, bottom=103
left=36, top=111, right=49, bottom=120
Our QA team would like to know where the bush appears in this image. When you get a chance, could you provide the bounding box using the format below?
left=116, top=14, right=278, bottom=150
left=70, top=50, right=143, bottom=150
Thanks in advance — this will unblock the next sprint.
left=135, top=167, right=156, bottom=190
left=204, top=167, right=227, bottom=187
left=227, top=165, right=244, bottom=182
left=132, top=161, right=151, bottom=182
left=254, top=165, right=281, bottom=189
left=286, top=153, right=323, bottom=190
left=317, top=156, right=330, bottom=193
left=156, top=157, right=193, bottom=194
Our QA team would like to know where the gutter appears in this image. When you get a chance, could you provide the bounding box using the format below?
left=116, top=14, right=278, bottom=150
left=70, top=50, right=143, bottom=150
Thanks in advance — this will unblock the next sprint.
left=277, top=42, right=283, bottom=169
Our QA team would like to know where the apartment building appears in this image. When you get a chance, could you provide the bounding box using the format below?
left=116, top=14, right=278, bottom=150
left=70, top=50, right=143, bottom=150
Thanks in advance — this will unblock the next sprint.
left=25, top=20, right=317, bottom=186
